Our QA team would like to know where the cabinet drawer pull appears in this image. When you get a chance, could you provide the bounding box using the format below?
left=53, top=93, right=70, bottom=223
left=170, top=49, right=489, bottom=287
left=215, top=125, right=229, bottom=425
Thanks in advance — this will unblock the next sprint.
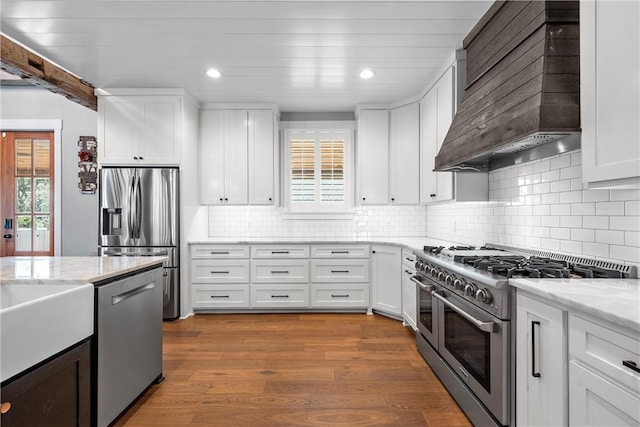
left=271, top=295, right=289, bottom=298
left=271, top=251, right=290, bottom=254
left=404, top=269, right=413, bottom=274
left=331, top=294, right=350, bottom=298
left=331, top=250, right=349, bottom=254
left=331, top=270, right=349, bottom=273
left=623, top=360, right=640, bottom=374
left=210, top=251, right=229, bottom=255
left=210, top=271, right=229, bottom=274
left=405, top=257, right=413, bottom=262
left=0, top=402, right=11, bottom=414
left=532, top=321, right=541, bottom=378
left=211, top=295, right=229, bottom=299
left=270, top=270, right=290, bottom=274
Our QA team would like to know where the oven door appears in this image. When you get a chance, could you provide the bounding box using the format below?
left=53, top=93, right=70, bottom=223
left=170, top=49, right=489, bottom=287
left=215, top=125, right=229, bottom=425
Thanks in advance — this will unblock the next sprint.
left=413, top=274, right=438, bottom=348
left=433, top=289, right=510, bottom=426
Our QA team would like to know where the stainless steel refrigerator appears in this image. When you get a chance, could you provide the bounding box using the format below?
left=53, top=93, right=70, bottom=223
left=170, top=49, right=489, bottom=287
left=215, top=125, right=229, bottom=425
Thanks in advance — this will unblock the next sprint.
left=99, top=167, right=179, bottom=319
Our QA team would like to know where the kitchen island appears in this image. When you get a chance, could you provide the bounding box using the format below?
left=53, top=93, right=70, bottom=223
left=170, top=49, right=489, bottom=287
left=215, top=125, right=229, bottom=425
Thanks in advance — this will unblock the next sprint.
left=0, top=256, right=167, bottom=427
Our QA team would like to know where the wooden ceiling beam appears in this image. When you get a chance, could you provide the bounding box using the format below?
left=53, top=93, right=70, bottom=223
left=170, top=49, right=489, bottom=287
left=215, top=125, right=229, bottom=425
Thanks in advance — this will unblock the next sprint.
left=0, top=35, right=97, bottom=111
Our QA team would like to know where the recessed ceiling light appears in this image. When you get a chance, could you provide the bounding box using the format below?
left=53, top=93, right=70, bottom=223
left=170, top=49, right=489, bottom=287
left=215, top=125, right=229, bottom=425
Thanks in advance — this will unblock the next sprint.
left=359, top=69, right=375, bottom=79
left=206, top=68, right=221, bottom=79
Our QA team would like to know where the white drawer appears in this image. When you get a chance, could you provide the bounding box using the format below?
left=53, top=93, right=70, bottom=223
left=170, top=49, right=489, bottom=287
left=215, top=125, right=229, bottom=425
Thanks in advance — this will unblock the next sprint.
left=190, top=244, right=250, bottom=259
left=251, top=245, right=310, bottom=258
left=310, top=284, right=370, bottom=308
left=402, top=248, right=417, bottom=268
left=191, top=259, right=250, bottom=283
left=310, top=245, right=370, bottom=258
left=569, top=314, right=640, bottom=394
left=250, top=284, right=310, bottom=308
left=191, top=285, right=250, bottom=309
left=251, top=259, right=310, bottom=283
left=310, top=259, right=370, bottom=283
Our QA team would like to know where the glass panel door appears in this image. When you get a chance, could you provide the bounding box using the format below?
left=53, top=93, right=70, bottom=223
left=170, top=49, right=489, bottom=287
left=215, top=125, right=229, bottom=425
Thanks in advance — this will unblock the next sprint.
left=1, top=131, right=54, bottom=256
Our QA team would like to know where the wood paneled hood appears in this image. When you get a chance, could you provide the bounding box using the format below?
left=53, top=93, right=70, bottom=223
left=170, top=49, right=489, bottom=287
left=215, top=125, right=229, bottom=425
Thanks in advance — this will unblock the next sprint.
left=435, top=1, right=580, bottom=172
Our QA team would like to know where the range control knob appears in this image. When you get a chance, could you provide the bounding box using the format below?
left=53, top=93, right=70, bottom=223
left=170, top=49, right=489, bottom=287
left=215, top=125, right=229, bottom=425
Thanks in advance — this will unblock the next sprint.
left=444, top=274, right=455, bottom=286
left=437, top=271, right=446, bottom=282
left=464, top=283, right=478, bottom=297
left=476, top=288, right=492, bottom=304
left=453, top=278, right=466, bottom=291
left=415, top=261, right=422, bottom=270
left=430, top=267, right=438, bottom=277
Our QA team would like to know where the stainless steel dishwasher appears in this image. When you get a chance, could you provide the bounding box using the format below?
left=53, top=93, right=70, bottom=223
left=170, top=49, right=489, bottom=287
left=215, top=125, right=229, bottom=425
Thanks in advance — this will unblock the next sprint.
left=94, top=266, right=164, bottom=427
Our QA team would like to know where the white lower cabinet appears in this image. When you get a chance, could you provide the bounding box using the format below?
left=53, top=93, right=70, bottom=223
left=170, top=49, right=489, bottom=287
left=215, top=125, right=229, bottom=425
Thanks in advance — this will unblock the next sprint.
left=371, top=244, right=402, bottom=317
left=310, top=259, right=369, bottom=283
left=401, top=248, right=417, bottom=330
left=251, top=259, right=310, bottom=283
left=514, top=289, right=640, bottom=427
left=190, top=259, right=250, bottom=284
left=516, top=293, right=567, bottom=427
left=310, top=284, right=369, bottom=309
left=191, top=285, right=250, bottom=309
left=568, top=314, right=640, bottom=426
left=250, top=285, right=309, bottom=308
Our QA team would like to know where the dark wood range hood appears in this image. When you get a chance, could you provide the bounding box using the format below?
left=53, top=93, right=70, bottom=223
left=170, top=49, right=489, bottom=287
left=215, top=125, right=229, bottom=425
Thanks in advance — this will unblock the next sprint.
left=435, top=1, right=580, bottom=172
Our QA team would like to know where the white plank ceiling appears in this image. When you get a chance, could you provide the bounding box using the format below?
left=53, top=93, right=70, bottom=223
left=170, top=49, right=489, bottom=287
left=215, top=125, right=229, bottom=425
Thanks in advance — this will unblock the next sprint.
left=0, top=1, right=492, bottom=111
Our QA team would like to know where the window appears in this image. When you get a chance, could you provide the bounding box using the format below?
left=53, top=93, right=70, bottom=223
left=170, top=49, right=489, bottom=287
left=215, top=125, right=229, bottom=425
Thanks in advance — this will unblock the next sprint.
left=284, top=129, right=352, bottom=213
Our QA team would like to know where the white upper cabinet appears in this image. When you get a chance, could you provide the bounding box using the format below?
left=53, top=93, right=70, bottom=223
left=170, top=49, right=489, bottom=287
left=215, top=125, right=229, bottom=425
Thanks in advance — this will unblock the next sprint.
left=98, top=94, right=181, bottom=165
left=389, top=102, right=420, bottom=204
left=356, top=109, right=389, bottom=205
left=200, top=109, right=248, bottom=205
left=248, top=110, right=277, bottom=205
left=200, top=108, right=277, bottom=205
left=581, top=0, right=640, bottom=188
left=420, top=56, right=488, bottom=203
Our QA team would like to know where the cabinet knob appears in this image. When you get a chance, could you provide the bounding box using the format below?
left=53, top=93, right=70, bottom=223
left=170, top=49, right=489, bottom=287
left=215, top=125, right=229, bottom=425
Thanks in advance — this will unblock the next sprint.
left=139, top=156, right=144, bottom=160
left=268, top=197, right=272, bottom=201
left=430, top=194, right=436, bottom=197
left=219, top=198, right=223, bottom=201
left=224, top=197, right=228, bottom=201
left=391, top=198, right=395, bottom=202
left=0, top=402, right=11, bottom=414
left=133, top=156, right=138, bottom=160
left=362, top=197, right=366, bottom=201
left=372, top=250, right=376, bottom=254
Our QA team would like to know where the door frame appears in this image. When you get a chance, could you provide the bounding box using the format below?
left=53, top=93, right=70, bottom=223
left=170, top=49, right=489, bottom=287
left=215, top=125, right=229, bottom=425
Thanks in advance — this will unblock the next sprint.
left=0, top=119, right=62, bottom=255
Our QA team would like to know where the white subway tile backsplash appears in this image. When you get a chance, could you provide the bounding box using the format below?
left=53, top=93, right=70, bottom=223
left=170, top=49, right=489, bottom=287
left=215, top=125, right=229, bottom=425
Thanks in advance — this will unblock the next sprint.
left=550, top=180, right=571, bottom=193
left=571, top=203, right=595, bottom=216
left=626, top=201, right=640, bottom=215
left=571, top=228, right=595, bottom=242
left=610, top=216, right=640, bottom=232
left=595, top=230, right=625, bottom=245
left=582, top=242, right=609, bottom=258
left=560, top=165, right=581, bottom=180
left=596, top=201, right=625, bottom=216
left=611, top=189, right=640, bottom=201
left=550, top=155, right=571, bottom=170
left=583, top=216, right=609, bottom=230
left=425, top=150, right=639, bottom=268
left=583, top=189, right=610, bottom=202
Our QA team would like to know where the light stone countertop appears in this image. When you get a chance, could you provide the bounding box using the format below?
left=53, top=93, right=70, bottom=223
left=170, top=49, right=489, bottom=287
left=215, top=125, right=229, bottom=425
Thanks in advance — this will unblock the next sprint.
left=0, top=256, right=167, bottom=284
left=510, top=278, right=640, bottom=331
left=188, top=236, right=451, bottom=255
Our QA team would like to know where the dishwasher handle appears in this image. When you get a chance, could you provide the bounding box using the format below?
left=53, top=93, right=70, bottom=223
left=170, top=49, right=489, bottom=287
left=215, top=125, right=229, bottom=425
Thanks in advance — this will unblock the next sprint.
left=112, top=283, right=156, bottom=305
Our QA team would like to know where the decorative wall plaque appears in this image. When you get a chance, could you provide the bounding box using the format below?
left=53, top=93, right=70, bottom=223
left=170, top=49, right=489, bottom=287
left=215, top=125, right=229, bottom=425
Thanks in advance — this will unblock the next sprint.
left=78, top=136, right=98, bottom=194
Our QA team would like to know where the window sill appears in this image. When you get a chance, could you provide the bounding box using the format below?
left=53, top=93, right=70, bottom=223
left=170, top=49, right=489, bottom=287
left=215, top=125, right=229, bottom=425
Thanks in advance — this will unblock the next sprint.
left=281, top=212, right=355, bottom=220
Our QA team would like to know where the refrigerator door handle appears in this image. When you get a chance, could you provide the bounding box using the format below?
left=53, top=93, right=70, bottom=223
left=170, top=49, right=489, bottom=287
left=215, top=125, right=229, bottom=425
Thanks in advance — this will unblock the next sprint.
left=133, top=175, right=142, bottom=238
left=127, top=175, right=136, bottom=238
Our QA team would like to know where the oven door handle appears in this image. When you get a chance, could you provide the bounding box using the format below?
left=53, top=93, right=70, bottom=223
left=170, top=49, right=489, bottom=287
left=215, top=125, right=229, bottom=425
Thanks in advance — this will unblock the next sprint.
left=431, top=291, right=496, bottom=333
left=410, top=276, right=433, bottom=292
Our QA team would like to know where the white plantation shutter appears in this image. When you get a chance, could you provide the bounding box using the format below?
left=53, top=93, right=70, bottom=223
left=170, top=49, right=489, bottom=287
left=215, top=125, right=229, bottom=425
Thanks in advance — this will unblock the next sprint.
left=286, top=129, right=350, bottom=212
left=290, top=139, right=315, bottom=203
left=320, top=139, right=344, bottom=203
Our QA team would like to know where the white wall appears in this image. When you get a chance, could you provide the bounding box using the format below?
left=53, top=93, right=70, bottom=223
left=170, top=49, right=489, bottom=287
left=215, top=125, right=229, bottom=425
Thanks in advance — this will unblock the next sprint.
left=208, top=205, right=427, bottom=239
left=0, top=86, right=98, bottom=256
left=426, top=150, right=640, bottom=268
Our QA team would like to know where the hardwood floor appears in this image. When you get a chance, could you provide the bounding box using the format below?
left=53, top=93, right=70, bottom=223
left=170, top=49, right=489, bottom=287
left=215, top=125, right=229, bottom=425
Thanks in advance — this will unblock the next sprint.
left=114, top=313, right=471, bottom=427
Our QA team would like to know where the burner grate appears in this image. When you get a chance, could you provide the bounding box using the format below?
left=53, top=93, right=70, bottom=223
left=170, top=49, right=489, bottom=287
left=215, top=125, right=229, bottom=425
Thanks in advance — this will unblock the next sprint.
left=486, top=243, right=637, bottom=278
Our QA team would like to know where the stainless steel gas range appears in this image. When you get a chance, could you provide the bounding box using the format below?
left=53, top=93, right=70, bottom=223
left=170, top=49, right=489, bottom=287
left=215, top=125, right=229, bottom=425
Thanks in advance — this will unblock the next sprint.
left=412, top=244, right=637, bottom=427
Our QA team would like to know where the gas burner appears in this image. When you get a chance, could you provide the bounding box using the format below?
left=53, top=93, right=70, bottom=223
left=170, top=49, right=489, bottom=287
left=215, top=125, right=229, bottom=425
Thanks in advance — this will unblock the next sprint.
left=572, top=264, right=623, bottom=279
left=448, top=245, right=476, bottom=250
left=527, top=257, right=570, bottom=268
left=423, top=245, right=444, bottom=254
